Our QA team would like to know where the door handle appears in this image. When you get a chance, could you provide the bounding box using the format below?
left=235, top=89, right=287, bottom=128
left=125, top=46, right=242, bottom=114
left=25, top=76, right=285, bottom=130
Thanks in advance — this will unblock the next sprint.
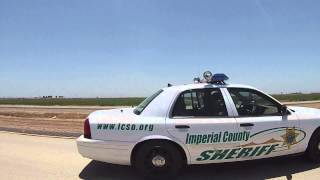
left=175, top=125, right=190, bottom=129
left=240, top=123, right=254, bottom=127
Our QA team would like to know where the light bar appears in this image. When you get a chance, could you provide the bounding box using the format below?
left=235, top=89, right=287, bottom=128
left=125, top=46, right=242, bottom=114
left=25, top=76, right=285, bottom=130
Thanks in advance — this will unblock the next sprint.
left=194, top=71, right=229, bottom=84
left=212, top=73, right=229, bottom=83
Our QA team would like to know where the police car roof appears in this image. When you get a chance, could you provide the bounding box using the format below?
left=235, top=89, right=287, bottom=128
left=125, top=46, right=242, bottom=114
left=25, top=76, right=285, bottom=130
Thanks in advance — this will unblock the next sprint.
left=162, top=83, right=257, bottom=92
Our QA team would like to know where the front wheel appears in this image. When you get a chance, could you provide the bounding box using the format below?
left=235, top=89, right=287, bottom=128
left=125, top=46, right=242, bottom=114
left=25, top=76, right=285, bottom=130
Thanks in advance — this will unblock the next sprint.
left=306, top=130, right=320, bottom=163
left=134, top=141, right=184, bottom=179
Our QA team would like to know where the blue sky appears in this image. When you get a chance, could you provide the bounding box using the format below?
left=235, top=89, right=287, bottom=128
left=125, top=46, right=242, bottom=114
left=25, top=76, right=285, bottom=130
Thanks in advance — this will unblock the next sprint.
left=0, top=0, right=320, bottom=97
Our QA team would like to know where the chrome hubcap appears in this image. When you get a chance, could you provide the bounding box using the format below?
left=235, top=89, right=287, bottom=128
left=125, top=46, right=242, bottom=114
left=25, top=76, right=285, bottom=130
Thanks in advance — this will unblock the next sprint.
left=318, top=142, right=320, bottom=151
left=151, top=155, right=166, bottom=167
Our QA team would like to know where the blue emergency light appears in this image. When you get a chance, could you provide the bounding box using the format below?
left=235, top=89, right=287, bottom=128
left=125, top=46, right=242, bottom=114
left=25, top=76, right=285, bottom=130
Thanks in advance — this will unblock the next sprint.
left=212, top=73, right=229, bottom=84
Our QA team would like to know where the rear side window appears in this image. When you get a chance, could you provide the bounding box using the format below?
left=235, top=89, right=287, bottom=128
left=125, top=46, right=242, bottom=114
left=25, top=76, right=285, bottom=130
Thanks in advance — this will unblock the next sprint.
left=172, top=88, right=228, bottom=117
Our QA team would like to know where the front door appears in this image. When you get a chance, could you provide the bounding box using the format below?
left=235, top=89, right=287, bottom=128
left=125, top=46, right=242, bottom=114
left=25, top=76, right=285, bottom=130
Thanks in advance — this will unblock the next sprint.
left=225, top=88, right=303, bottom=161
left=166, top=88, right=241, bottom=164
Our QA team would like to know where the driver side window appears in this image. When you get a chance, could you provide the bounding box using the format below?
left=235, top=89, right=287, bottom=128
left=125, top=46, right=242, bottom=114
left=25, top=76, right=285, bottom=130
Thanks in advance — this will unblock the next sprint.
left=228, top=88, right=281, bottom=117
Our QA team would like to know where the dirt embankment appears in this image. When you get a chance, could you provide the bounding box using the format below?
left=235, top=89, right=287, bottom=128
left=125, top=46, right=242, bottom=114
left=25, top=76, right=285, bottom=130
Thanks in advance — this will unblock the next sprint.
left=292, top=103, right=320, bottom=109
left=0, top=106, right=114, bottom=137
left=0, top=103, right=320, bottom=137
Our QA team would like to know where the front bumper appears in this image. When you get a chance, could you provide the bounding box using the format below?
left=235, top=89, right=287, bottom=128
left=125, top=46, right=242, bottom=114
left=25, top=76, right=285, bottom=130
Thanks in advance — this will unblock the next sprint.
left=76, top=135, right=133, bottom=165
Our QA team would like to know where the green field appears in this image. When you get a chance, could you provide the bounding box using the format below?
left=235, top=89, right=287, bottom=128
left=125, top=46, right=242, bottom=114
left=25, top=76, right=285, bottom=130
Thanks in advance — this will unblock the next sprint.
left=0, top=98, right=145, bottom=106
left=0, top=93, right=320, bottom=106
left=272, top=93, right=320, bottom=102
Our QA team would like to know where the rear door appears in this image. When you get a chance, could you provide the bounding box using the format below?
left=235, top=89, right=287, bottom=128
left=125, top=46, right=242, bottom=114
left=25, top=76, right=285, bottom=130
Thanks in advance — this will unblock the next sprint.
left=225, top=88, right=302, bottom=161
left=166, top=88, right=241, bottom=164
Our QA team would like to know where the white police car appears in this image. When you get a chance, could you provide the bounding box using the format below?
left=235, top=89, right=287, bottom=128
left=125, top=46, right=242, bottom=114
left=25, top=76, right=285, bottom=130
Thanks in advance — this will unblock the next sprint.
left=77, top=71, right=320, bottom=179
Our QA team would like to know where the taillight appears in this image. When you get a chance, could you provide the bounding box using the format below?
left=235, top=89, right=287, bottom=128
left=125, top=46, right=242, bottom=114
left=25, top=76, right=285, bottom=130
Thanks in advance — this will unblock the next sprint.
left=84, top=118, right=91, bottom=139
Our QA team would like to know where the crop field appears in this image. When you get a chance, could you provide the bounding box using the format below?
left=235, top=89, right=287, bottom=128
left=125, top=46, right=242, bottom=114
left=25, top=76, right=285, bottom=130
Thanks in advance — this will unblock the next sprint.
left=0, top=97, right=145, bottom=106
left=1, top=93, right=320, bottom=106
left=272, top=93, right=320, bottom=102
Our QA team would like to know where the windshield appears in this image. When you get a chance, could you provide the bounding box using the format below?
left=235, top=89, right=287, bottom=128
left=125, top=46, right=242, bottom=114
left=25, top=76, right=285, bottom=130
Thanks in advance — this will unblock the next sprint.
left=134, top=89, right=163, bottom=115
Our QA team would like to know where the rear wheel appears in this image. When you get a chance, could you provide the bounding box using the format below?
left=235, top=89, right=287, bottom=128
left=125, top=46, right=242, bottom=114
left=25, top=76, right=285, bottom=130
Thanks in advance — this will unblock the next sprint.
left=134, top=141, right=184, bottom=179
left=306, top=129, right=320, bottom=162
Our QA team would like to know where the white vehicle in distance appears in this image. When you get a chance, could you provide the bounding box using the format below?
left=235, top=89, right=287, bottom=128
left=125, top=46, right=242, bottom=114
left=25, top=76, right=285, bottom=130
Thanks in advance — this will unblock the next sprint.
left=77, top=71, right=320, bottom=179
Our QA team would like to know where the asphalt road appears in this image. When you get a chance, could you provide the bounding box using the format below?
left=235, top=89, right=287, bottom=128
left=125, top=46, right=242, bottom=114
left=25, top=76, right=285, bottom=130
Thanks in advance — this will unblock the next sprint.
left=1, top=132, right=320, bottom=180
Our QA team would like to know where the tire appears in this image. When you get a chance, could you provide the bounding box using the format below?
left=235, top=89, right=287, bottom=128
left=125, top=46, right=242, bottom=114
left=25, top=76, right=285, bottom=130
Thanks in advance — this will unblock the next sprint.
left=134, top=141, right=184, bottom=179
left=306, top=129, right=320, bottom=163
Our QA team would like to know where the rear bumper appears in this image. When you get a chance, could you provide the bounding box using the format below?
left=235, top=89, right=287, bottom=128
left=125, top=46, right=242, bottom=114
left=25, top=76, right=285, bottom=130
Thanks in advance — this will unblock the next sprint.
left=76, top=135, right=133, bottom=165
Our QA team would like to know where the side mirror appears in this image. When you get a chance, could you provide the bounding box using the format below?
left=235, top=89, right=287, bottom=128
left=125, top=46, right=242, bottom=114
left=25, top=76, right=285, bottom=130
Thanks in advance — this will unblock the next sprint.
left=281, top=105, right=288, bottom=116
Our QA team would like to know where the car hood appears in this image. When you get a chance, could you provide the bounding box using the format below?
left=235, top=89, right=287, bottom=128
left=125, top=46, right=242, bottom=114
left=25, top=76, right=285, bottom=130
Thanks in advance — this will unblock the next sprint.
left=288, top=106, right=320, bottom=119
left=88, top=107, right=137, bottom=124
